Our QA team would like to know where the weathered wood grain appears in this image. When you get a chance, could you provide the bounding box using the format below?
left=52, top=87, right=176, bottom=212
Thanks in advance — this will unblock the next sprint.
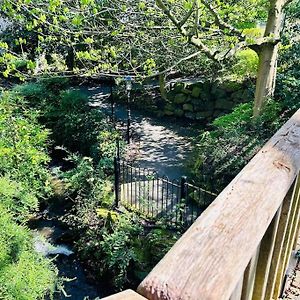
left=101, top=290, right=147, bottom=300
left=138, top=109, right=300, bottom=300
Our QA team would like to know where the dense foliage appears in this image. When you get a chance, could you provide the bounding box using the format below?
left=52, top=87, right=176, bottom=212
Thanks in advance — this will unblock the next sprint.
left=0, top=0, right=274, bottom=80
left=12, top=78, right=109, bottom=158
left=0, top=90, right=58, bottom=299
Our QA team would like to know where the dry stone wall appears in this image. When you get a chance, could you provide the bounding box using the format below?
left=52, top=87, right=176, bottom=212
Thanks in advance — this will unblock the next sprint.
left=161, top=79, right=254, bottom=121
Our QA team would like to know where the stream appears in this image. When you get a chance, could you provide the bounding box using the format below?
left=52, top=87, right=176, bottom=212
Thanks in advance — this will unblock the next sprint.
left=29, top=83, right=202, bottom=300
left=29, top=190, right=105, bottom=300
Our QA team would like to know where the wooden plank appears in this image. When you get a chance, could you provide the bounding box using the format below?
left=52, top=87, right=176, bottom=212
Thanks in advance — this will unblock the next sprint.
left=264, top=186, right=296, bottom=300
left=138, top=109, right=300, bottom=300
left=252, top=207, right=281, bottom=300
left=101, top=290, right=147, bottom=300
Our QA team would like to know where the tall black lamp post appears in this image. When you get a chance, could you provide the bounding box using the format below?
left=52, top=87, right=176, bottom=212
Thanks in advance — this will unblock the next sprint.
left=125, top=76, right=133, bottom=144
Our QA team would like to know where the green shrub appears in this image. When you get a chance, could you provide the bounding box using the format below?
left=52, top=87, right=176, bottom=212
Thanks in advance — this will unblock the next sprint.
left=13, top=81, right=110, bottom=158
left=194, top=100, right=284, bottom=192
left=0, top=205, right=57, bottom=300
left=0, top=92, right=52, bottom=211
left=231, top=49, right=259, bottom=79
left=100, top=213, right=143, bottom=289
left=73, top=209, right=179, bottom=291
left=0, top=177, right=38, bottom=223
left=0, top=88, right=58, bottom=299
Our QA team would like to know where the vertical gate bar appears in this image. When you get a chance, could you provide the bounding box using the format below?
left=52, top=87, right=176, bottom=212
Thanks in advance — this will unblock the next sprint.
left=166, top=180, right=169, bottom=221
left=190, top=188, right=194, bottom=225
left=180, top=176, right=187, bottom=225
left=130, top=166, right=133, bottom=206
left=152, top=174, right=155, bottom=218
left=176, top=184, right=180, bottom=226
left=138, top=167, right=143, bottom=212
left=161, top=178, right=164, bottom=218
left=185, top=182, right=189, bottom=226
left=126, top=163, right=129, bottom=204
left=147, top=169, right=150, bottom=216
left=273, top=175, right=300, bottom=299
left=252, top=206, right=281, bottom=300
left=114, top=157, right=120, bottom=207
left=135, top=166, right=137, bottom=209
left=157, top=175, right=160, bottom=217
left=170, top=181, right=175, bottom=225
left=143, top=168, right=146, bottom=215
left=120, top=160, right=123, bottom=203
left=264, top=185, right=296, bottom=300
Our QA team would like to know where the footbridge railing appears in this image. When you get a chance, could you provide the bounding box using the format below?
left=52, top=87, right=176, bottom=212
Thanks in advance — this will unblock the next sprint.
left=104, top=109, right=300, bottom=300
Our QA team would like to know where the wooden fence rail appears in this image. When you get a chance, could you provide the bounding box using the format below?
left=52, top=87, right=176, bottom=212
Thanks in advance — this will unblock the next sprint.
left=103, top=109, right=300, bottom=300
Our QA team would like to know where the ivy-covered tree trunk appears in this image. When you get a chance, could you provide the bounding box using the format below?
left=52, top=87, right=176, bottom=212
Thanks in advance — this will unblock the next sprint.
left=253, top=0, right=285, bottom=117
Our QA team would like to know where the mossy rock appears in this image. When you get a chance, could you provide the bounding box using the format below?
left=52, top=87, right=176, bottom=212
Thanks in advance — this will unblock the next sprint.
left=211, top=86, right=228, bottom=99
left=174, top=109, right=184, bottom=117
left=194, top=100, right=214, bottom=111
left=174, top=93, right=187, bottom=104
left=173, top=83, right=185, bottom=93
left=221, top=81, right=242, bottom=93
left=196, top=111, right=213, bottom=119
left=185, top=112, right=196, bottom=119
left=165, top=110, right=174, bottom=116
left=213, top=110, right=226, bottom=118
left=215, top=98, right=235, bottom=110
left=183, top=103, right=194, bottom=112
left=230, top=88, right=253, bottom=103
left=164, top=103, right=175, bottom=111
left=181, top=88, right=192, bottom=95
left=191, top=86, right=201, bottom=98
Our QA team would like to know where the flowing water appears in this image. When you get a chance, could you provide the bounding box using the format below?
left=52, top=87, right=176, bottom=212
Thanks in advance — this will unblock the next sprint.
left=29, top=195, right=105, bottom=300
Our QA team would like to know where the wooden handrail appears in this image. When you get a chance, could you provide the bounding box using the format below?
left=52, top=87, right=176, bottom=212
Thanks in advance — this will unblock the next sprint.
left=136, top=109, right=300, bottom=300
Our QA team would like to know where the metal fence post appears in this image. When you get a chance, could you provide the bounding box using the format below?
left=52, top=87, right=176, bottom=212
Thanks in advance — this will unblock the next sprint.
left=114, top=156, right=120, bottom=207
left=126, top=91, right=131, bottom=144
left=180, top=176, right=187, bottom=224
left=110, top=85, right=115, bottom=127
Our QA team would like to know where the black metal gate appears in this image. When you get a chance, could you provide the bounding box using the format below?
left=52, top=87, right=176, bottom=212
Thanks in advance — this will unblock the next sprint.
left=114, top=157, right=216, bottom=228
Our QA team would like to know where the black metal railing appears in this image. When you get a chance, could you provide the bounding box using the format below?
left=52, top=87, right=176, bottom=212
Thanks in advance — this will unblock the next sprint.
left=114, top=158, right=216, bottom=228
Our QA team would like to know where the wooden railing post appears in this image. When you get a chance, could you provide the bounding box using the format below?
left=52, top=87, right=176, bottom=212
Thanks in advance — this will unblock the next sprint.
left=252, top=207, right=282, bottom=300
left=241, top=248, right=260, bottom=300
left=273, top=175, right=300, bottom=299
left=263, top=181, right=298, bottom=300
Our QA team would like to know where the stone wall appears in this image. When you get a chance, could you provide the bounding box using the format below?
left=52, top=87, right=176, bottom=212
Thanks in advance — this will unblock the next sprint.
left=161, top=79, right=254, bottom=121
left=115, top=78, right=254, bottom=122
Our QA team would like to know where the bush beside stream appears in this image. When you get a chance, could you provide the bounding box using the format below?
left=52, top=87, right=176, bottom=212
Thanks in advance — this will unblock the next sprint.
left=0, top=91, right=58, bottom=299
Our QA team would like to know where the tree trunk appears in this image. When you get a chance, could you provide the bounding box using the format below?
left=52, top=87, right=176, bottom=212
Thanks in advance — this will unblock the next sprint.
left=253, top=0, right=285, bottom=117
